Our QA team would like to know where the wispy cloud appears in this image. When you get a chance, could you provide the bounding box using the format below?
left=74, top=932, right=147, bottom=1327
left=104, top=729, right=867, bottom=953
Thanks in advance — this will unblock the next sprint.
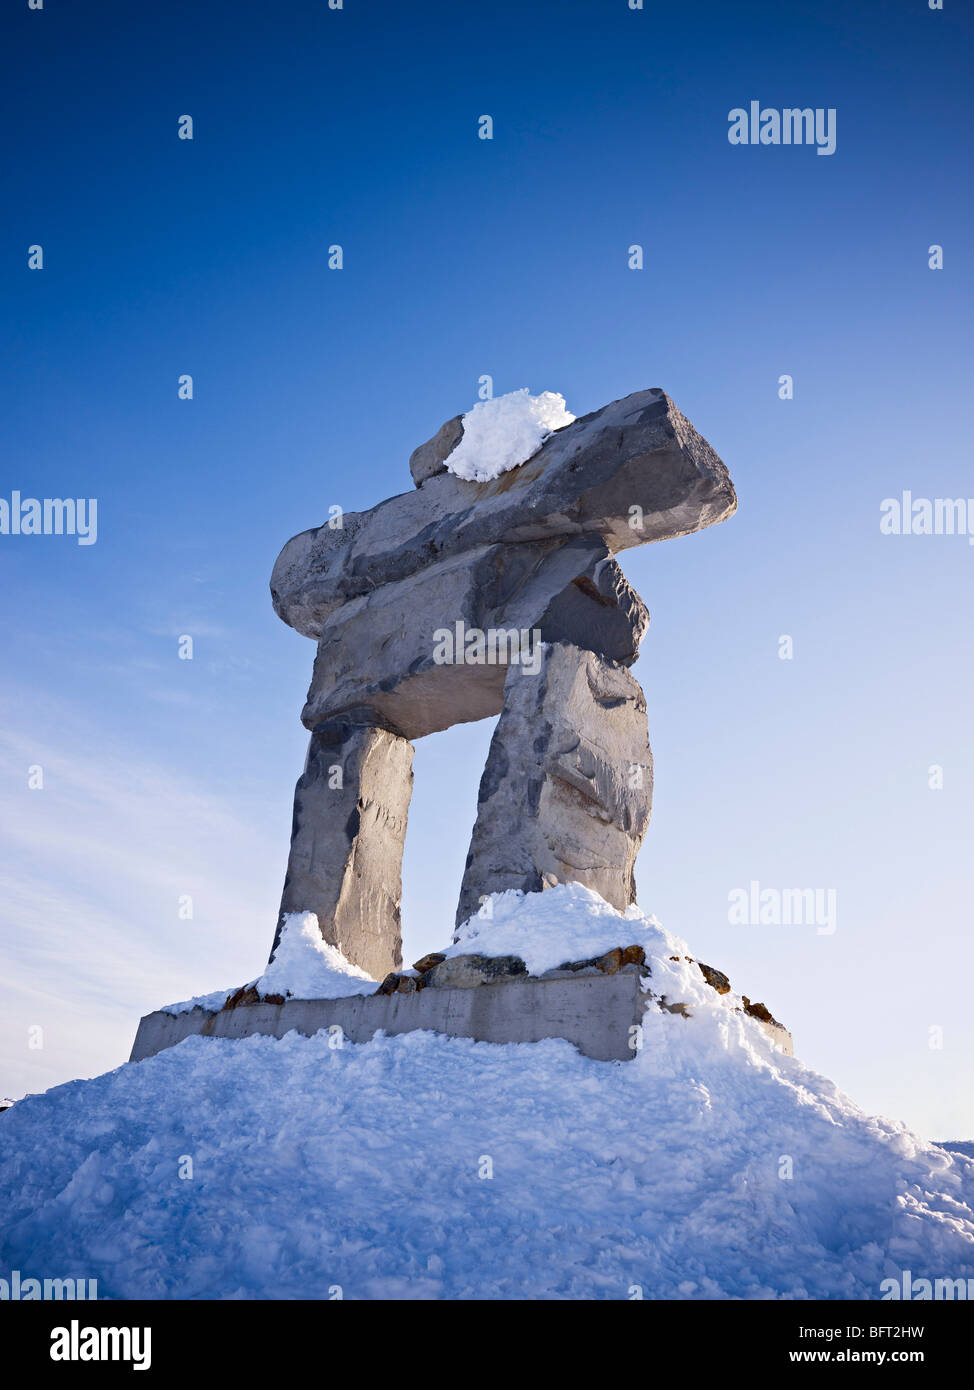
left=0, top=683, right=283, bottom=1098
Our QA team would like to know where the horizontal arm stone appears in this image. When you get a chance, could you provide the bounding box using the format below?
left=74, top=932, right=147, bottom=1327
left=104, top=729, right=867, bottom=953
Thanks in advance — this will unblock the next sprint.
left=271, top=387, right=735, bottom=640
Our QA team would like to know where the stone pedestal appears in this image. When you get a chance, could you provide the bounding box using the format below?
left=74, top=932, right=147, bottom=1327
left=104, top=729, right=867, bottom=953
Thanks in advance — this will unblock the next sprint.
left=129, top=970, right=795, bottom=1066
left=273, top=710, right=413, bottom=980
left=456, top=643, right=653, bottom=930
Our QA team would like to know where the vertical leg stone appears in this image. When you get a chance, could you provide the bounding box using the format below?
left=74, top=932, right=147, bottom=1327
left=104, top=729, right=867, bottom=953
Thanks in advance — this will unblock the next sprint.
left=273, top=710, right=414, bottom=980
left=456, top=644, right=653, bottom=931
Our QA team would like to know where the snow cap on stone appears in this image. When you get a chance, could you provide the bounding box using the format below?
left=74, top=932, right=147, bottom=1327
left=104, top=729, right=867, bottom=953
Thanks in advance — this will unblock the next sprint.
left=444, top=388, right=575, bottom=482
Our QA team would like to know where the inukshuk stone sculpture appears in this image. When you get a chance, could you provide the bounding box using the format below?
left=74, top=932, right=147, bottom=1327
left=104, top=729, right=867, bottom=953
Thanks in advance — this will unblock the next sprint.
left=268, top=387, right=736, bottom=980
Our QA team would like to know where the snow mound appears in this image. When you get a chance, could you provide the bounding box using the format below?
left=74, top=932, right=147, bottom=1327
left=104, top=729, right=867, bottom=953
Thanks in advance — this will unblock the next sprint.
left=451, top=882, right=765, bottom=1025
left=1, top=886, right=973, bottom=1299
left=453, top=882, right=673, bottom=976
left=1, top=1028, right=972, bottom=1300
left=257, top=912, right=376, bottom=1000
left=161, top=912, right=375, bottom=1015
left=446, top=388, right=574, bottom=482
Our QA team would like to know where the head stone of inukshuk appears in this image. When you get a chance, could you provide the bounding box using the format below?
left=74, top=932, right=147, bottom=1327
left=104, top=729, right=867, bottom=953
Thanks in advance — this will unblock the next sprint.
left=268, top=388, right=737, bottom=980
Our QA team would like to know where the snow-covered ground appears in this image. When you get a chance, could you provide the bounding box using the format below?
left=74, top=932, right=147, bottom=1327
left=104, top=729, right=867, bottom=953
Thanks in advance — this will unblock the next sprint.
left=1, top=886, right=972, bottom=1300
left=445, top=388, right=574, bottom=481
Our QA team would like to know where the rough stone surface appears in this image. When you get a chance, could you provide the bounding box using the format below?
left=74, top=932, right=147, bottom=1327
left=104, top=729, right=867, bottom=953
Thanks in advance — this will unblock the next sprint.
left=696, top=961, right=732, bottom=995
left=423, top=954, right=528, bottom=990
left=456, top=643, right=653, bottom=929
left=551, top=948, right=649, bottom=978
left=270, top=388, right=736, bottom=641
left=300, top=535, right=648, bottom=739
left=412, top=952, right=446, bottom=974
left=223, top=985, right=260, bottom=1010
left=274, top=712, right=414, bottom=980
left=537, top=561, right=649, bottom=664
left=596, top=947, right=625, bottom=975
left=408, top=414, right=464, bottom=487
left=742, top=996, right=782, bottom=1028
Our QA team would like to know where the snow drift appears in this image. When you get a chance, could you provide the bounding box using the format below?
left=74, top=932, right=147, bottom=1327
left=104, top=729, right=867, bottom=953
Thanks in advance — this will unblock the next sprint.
left=1, top=886, right=972, bottom=1300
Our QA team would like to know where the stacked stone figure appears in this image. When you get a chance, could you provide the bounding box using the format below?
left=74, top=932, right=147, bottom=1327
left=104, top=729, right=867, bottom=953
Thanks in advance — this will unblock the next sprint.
left=269, top=387, right=736, bottom=979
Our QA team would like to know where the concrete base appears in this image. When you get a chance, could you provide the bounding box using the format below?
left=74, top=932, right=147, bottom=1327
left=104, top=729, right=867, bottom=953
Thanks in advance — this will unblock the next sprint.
left=130, top=970, right=793, bottom=1066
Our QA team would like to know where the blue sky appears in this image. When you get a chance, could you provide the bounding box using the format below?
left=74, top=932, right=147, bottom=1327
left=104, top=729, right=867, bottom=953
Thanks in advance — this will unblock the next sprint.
left=1, top=0, right=972, bottom=1139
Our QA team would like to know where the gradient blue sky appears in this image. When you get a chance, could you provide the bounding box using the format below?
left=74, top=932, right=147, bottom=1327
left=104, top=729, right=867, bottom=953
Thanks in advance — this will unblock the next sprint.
left=2, top=0, right=972, bottom=1139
